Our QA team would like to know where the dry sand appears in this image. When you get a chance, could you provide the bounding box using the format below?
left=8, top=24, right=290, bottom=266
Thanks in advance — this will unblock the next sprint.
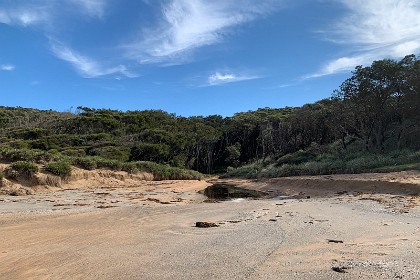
left=1, top=171, right=420, bottom=279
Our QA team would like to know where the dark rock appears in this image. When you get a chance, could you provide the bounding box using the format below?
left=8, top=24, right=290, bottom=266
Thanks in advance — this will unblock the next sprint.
left=328, top=239, right=344, bottom=243
left=331, top=266, right=348, bottom=273
left=196, top=222, right=219, bottom=228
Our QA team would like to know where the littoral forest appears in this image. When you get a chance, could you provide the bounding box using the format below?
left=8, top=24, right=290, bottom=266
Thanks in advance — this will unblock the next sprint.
left=1, top=55, right=419, bottom=180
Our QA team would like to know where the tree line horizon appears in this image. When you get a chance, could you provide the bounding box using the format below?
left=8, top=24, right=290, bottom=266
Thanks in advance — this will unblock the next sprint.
left=1, top=55, right=419, bottom=176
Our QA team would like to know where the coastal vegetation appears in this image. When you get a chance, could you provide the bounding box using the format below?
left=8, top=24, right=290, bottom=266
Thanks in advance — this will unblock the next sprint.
left=0, top=55, right=419, bottom=179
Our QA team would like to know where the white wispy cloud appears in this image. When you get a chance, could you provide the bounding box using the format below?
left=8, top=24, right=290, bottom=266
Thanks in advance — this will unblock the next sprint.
left=50, top=42, right=137, bottom=78
left=0, top=4, right=49, bottom=26
left=0, top=1, right=132, bottom=79
left=308, top=0, right=420, bottom=78
left=206, top=72, right=259, bottom=86
left=1, top=64, right=15, bottom=71
left=68, top=0, right=107, bottom=18
left=125, top=0, right=282, bottom=63
left=0, top=0, right=106, bottom=26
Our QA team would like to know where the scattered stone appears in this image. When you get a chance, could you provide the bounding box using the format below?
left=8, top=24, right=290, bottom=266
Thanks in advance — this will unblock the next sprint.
left=328, top=239, right=344, bottom=243
left=196, top=222, right=219, bottom=228
left=331, top=266, right=348, bottom=273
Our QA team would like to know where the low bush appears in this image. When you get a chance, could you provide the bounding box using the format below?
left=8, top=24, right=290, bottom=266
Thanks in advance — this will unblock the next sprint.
left=89, top=146, right=130, bottom=162
left=225, top=149, right=420, bottom=178
left=61, top=149, right=86, bottom=157
left=122, top=162, right=138, bottom=173
left=0, top=147, right=50, bottom=163
left=96, top=158, right=124, bottom=171
left=222, top=162, right=263, bottom=178
left=136, top=161, right=203, bottom=180
left=7, top=161, right=38, bottom=178
left=74, top=157, right=97, bottom=170
left=44, top=162, right=72, bottom=177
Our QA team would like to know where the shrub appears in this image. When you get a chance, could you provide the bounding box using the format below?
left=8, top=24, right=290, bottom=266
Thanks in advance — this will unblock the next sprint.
left=61, top=149, right=86, bottom=157
left=89, top=146, right=130, bottom=162
left=7, top=140, right=30, bottom=149
left=44, top=162, right=71, bottom=177
left=0, top=147, right=51, bottom=163
left=276, top=149, right=316, bottom=165
left=222, top=162, right=263, bottom=178
left=122, top=162, right=138, bottom=173
left=135, top=161, right=203, bottom=180
left=7, top=161, right=38, bottom=178
left=75, top=157, right=97, bottom=170
left=129, top=143, right=169, bottom=163
left=96, top=158, right=123, bottom=171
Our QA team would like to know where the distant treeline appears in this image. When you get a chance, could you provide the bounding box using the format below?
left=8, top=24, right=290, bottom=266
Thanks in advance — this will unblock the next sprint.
left=1, top=55, right=419, bottom=174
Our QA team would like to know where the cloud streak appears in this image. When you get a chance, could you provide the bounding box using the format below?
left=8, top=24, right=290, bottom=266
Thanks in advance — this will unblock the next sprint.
left=125, top=0, right=282, bottom=63
left=0, top=1, right=134, bottom=78
left=68, top=0, right=107, bottom=18
left=0, top=0, right=107, bottom=26
left=50, top=42, right=136, bottom=78
left=0, top=3, right=49, bottom=26
left=1, top=0, right=282, bottom=79
left=206, top=72, right=260, bottom=86
left=1, top=64, right=16, bottom=71
left=309, top=0, right=420, bottom=78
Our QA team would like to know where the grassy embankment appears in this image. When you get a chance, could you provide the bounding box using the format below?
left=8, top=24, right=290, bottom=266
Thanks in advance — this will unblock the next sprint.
left=224, top=145, right=420, bottom=179
left=0, top=147, right=204, bottom=181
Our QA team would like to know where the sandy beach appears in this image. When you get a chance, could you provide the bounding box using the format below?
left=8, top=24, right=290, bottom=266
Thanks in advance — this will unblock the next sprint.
left=1, top=171, right=420, bottom=279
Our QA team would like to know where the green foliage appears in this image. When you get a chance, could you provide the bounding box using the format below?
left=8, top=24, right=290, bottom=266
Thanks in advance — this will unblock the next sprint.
left=96, top=158, right=124, bottom=171
left=89, top=146, right=130, bottom=162
left=135, top=161, right=203, bottom=180
left=130, top=143, right=170, bottom=163
left=225, top=149, right=420, bottom=178
left=0, top=55, right=418, bottom=177
left=276, top=149, right=317, bottom=165
left=0, top=147, right=50, bottom=163
left=226, top=143, right=241, bottom=167
left=122, top=162, right=138, bottom=173
left=44, top=162, right=72, bottom=177
left=61, top=149, right=86, bottom=157
left=223, top=162, right=263, bottom=179
left=7, top=161, right=38, bottom=178
left=74, top=157, right=98, bottom=170
left=6, top=140, right=30, bottom=149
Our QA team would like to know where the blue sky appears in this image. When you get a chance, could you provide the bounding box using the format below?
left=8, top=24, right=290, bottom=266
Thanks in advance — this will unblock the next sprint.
left=1, top=0, right=419, bottom=116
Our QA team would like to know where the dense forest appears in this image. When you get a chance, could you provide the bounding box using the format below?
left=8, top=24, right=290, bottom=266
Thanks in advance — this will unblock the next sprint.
left=1, top=55, right=419, bottom=178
